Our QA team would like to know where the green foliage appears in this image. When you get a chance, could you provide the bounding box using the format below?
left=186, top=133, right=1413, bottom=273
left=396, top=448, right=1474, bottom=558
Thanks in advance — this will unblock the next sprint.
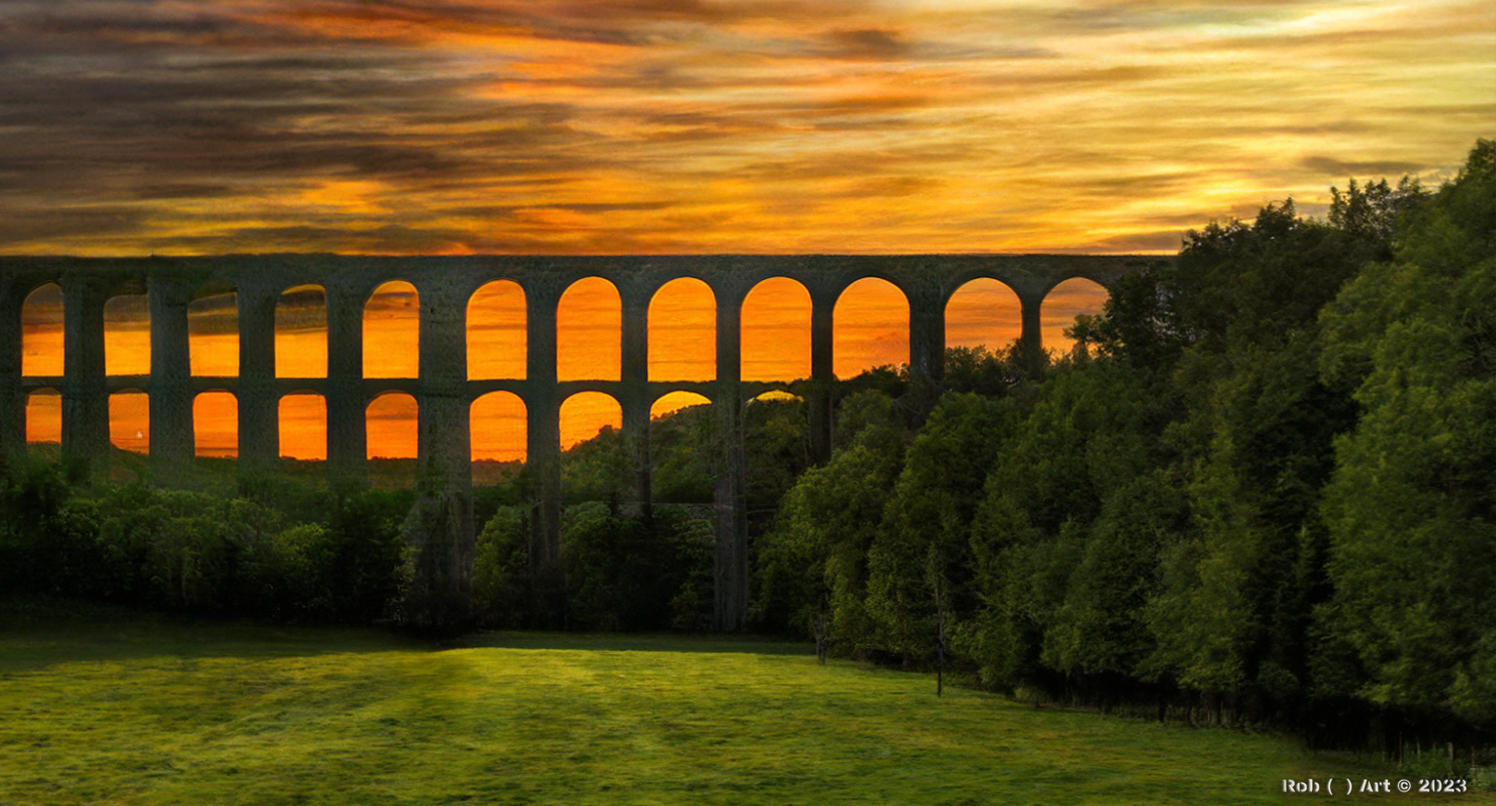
left=0, top=461, right=101, bottom=595
left=559, top=502, right=714, bottom=631
left=649, top=403, right=719, bottom=504
left=865, top=392, right=1007, bottom=657
left=472, top=500, right=714, bottom=632
left=748, top=141, right=1495, bottom=749
left=1045, top=474, right=1184, bottom=678
left=1, top=465, right=414, bottom=623
left=754, top=390, right=908, bottom=639
left=472, top=505, right=533, bottom=628
left=561, top=425, right=632, bottom=504
left=394, top=490, right=475, bottom=631
left=1317, top=140, right=1496, bottom=722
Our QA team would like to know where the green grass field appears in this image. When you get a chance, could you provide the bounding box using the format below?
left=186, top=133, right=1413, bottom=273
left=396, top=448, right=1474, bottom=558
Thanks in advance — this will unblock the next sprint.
left=0, top=600, right=1483, bottom=805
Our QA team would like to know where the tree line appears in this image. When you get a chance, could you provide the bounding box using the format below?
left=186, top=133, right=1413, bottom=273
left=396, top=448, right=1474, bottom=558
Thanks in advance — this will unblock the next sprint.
left=755, top=141, right=1495, bottom=756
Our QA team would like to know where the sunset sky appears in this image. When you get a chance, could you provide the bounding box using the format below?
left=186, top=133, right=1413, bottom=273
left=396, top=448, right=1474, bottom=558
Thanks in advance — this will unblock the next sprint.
left=0, top=0, right=1489, bottom=256
left=11, top=0, right=1492, bottom=465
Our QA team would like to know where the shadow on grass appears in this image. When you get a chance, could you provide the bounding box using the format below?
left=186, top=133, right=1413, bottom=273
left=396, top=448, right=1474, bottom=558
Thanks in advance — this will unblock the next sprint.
left=0, top=596, right=812, bottom=675
left=0, top=595, right=426, bottom=674
left=457, top=631, right=812, bottom=656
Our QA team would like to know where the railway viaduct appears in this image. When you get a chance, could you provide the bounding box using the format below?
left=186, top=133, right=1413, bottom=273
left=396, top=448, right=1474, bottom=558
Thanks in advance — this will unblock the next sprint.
left=0, top=253, right=1167, bottom=629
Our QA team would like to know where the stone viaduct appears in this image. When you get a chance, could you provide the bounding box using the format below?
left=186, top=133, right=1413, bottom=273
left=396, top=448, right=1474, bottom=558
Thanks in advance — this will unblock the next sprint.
left=0, top=254, right=1167, bottom=629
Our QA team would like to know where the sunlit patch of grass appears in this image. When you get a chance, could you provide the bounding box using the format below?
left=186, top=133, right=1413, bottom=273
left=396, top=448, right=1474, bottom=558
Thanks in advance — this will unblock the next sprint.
left=0, top=601, right=1467, bottom=805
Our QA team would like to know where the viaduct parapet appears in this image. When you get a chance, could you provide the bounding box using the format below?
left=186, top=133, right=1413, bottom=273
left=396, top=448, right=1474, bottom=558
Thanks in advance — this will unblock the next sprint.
left=0, top=253, right=1169, bottom=629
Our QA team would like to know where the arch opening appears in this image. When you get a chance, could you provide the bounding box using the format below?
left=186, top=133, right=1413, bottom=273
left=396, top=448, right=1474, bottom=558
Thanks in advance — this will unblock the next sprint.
left=833, top=277, right=908, bottom=379
left=741, top=277, right=811, bottom=382
left=557, top=278, right=621, bottom=382
left=650, top=390, right=712, bottom=420
left=945, top=278, right=1022, bottom=354
left=276, top=285, right=327, bottom=379
left=648, top=278, right=715, bottom=382
left=649, top=391, right=717, bottom=505
left=559, top=391, right=622, bottom=450
left=21, top=283, right=63, bottom=377
left=471, top=391, right=527, bottom=485
left=109, top=390, right=149, bottom=454
left=278, top=393, right=326, bottom=461
left=366, top=392, right=418, bottom=460
left=364, top=281, right=419, bottom=379
left=25, top=388, right=61, bottom=447
left=1042, top=277, right=1109, bottom=355
left=104, top=294, right=150, bottom=376
left=467, top=280, right=526, bottom=381
left=194, top=391, right=238, bottom=458
left=753, top=389, right=803, bottom=404
left=190, top=291, right=239, bottom=377
left=560, top=391, right=627, bottom=504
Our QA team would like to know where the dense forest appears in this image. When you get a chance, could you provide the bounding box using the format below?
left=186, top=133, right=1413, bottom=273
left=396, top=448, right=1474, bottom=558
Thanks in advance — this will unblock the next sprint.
left=753, top=140, right=1496, bottom=756
left=3, top=141, right=1492, bottom=758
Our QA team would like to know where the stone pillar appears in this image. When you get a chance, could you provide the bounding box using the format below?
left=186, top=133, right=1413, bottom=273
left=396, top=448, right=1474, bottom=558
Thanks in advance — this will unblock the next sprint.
left=619, top=288, right=651, bottom=514
left=905, top=284, right=946, bottom=424
left=61, top=275, right=109, bottom=472
left=526, top=283, right=562, bottom=565
left=401, top=278, right=476, bottom=627
left=0, top=285, right=24, bottom=474
left=713, top=288, right=748, bottom=631
left=1018, top=287, right=1046, bottom=368
left=417, top=280, right=471, bottom=492
left=808, top=289, right=835, bottom=465
left=237, top=283, right=279, bottom=474
left=907, top=286, right=945, bottom=383
left=326, top=285, right=366, bottom=482
left=148, top=272, right=194, bottom=478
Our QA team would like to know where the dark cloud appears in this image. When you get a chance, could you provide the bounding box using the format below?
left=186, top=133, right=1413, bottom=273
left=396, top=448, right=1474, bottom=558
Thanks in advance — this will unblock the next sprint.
left=980, top=64, right=1175, bottom=89
left=0, top=204, right=148, bottom=244
left=222, top=224, right=481, bottom=255
left=1074, top=230, right=1187, bottom=252
left=819, top=28, right=911, bottom=60
left=1300, top=155, right=1427, bottom=178
left=0, top=13, right=595, bottom=208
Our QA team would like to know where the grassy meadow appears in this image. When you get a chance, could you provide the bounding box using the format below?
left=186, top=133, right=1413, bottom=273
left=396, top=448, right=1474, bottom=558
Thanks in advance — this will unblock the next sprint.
left=0, top=599, right=1482, bottom=806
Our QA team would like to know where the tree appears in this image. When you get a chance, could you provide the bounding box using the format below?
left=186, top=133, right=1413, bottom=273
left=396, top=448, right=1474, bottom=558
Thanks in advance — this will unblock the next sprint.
left=1317, top=141, right=1496, bottom=724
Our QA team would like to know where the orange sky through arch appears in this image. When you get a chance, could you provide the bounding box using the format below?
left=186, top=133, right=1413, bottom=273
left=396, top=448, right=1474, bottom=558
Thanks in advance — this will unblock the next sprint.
left=651, top=391, right=712, bottom=420
left=194, top=391, right=237, bottom=458
left=834, top=278, right=908, bottom=379
left=557, top=278, right=621, bottom=382
left=279, top=393, right=326, bottom=461
left=189, top=292, right=238, bottom=377
left=26, top=389, right=61, bottom=445
left=946, top=279, right=1023, bottom=353
left=560, top=391, right=621, bottom=450
left=364, top=282, right=419, bottom=379
left=1042, top=278, right=1110, bottom=356
left=741, top=278, right=811, bottom=382
left=367, top=392, right=418, bottom=459
left=276, top=286, right=327, bottom=379
left=109, top=391, right=149, bottom=454
left=471, top=392, right=526, bottom=463
left=22, top=284, right=63, bottom=377
left=468, top=281, right=526, bottom=381
left=104, top=295, right=149, bottom=377
left=648, top=278, right=715, bottom=382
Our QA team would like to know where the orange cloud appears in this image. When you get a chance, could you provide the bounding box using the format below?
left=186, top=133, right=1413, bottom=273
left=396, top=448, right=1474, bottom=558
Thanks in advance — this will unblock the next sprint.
left=0, top=0, right=1484, bottom=256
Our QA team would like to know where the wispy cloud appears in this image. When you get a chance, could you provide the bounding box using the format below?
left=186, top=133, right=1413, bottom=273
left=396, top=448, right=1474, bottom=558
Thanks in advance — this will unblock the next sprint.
left=0, top=0, right=1489, bottom=255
